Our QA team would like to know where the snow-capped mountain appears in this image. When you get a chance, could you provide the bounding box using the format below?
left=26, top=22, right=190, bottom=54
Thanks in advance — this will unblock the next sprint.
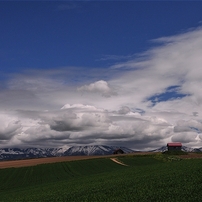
left=0, top=145, right=134, bottom=161
left=0, top=147, right=65, bottom=161
left=151, top=146, right=202, bottom=152
left=1, top=144, right=201, bottom=161
left=64, top=145, right=134, bottom=156
left=150, top=146, right=168, bottom=152
left=181, top=146, right=202, bottom=152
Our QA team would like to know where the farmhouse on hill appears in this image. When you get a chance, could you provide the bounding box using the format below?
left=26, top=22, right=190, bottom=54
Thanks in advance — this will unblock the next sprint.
left=113, top=148, right=124, bottom=154
left=167, top=142, right=182, bottom=151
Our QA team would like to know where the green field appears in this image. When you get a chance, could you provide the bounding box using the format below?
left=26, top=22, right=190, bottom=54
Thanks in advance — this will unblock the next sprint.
left=1, top=154, right=202, bottom=201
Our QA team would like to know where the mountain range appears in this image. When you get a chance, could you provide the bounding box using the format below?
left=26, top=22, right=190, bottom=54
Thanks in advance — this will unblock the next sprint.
left=150, top=146, right=202, bottom=153
left=0, top=145, right=202, bottom=161
left=64, top=145, right=134, bottom=156
left=0, top=145, right=134, bottom=161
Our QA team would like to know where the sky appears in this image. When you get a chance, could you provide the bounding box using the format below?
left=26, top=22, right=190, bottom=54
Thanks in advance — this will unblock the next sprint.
left=1, top=1, right=202, bottom=150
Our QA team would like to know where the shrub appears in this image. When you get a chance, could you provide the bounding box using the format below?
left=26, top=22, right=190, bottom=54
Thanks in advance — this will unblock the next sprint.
left=162, top=150, right=188, bottom=155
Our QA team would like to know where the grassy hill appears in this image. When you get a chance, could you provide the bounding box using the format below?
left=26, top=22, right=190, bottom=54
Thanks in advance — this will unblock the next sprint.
left=1, top=154, right=202, bottom=201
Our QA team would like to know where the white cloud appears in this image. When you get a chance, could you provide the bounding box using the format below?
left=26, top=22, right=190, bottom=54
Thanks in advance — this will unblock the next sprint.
left=1, top=27, right=202, bottom=149
left=172, top=132, right=198, bottom=144
left=0, top=114, right=22, bottom=141
left=78, top=80, right=117, bottom=97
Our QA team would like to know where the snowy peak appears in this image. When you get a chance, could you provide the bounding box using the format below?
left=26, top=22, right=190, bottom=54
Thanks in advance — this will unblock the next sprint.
left=151, top=145, right=202, bottom=152
left=181, top=146, right=202, bottom=152
left=150, top=146, right=168, bottom=152
left=0, top=147, right=66, bottom=161
left=0, top=145, right=134, bottom=161
left=64, top=145, right=134, bottom=156
left=1, top=145, right=202, bottom=161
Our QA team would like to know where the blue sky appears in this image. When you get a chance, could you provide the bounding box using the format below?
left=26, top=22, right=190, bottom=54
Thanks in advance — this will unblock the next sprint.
left=1, top=1, right=202, bottom=72
left=1, top=1, right=202, bottom=150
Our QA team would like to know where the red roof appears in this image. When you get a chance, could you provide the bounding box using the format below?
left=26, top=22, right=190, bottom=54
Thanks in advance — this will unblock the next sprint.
left=167, top=142, right=182, bottom=147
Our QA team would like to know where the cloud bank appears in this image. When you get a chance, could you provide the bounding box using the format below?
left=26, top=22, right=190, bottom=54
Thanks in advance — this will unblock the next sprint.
left=1, top=27, right=202, bottom=150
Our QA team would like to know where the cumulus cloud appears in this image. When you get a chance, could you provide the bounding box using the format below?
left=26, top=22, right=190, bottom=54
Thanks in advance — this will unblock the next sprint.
left=172, top=132, right=198, bottom=144
left=2, top=103, right=173, bottom=149
left=0, top=114, right=21, bottom=141
left=78, top=80, right=117, bottom=97
left=48, top=109, right=110, bottom=132
left=117, top=106, right=131, bottom=114
left=174, top=120, right=202, bottom=133
left=1, top=27, right=202, bottom=149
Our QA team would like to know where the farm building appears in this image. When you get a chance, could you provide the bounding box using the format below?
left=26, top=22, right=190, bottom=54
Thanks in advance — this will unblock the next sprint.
left=167, top=142, right=182, bottom=151
left=113, top=149, right=124, bottom=154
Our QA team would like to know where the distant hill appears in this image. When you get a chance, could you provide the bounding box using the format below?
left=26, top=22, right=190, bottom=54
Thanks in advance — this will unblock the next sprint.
left=0, top=145, right=135, bottom=161
left=150, top=146, right=202, bottom=153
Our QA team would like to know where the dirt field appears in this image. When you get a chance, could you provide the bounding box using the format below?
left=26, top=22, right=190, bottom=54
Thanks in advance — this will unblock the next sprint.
left=0, top=155, right=109, bottom=169
left=1, top=152, right=202, bottom=169
left=0, top=152, right=151, bottom=169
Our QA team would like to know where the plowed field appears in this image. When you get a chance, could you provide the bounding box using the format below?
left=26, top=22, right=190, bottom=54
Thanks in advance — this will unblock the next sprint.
left=1, top=152, right=201, bottom=169
left=0, top=152, right=150, bottom=169
left=0, top=156, right=106, bottom=169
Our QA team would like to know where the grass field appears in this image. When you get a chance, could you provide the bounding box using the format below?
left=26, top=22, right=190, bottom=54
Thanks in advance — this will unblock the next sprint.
left=1, top=154, right=202, bottom=201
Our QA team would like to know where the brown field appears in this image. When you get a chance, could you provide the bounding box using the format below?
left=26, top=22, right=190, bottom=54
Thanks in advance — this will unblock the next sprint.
left=0, top=152, right=202, bottom=169
left=0, top=156, right=108, bottom=169
left=0, top=152, right=152, bottom=169
left=179, top=153, right=202, bottom=159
